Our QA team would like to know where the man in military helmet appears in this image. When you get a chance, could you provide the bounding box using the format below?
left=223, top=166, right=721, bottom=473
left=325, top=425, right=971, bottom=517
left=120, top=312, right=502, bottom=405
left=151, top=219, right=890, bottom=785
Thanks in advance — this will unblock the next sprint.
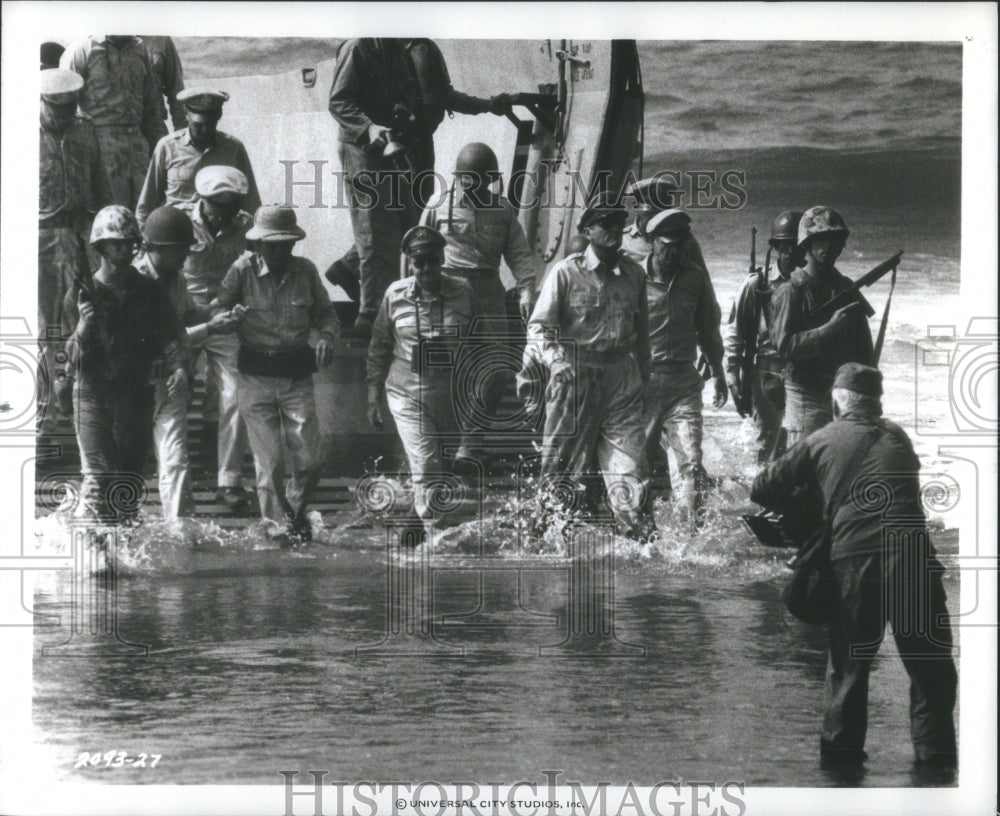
left=61, top=36, right=167, bottom=208
left=520, top=192, right=653, bottom=539
left=134, top=205, right=243, bottom=522
left=327, top=38, right=511, bottom=338
left=181, top=165, right=256, bottom=511
left=367, top=226, right=482, bottom=541
left=214, top=207, right=340, bottom=546
left=62, top=205, right=184, bottom=521
left=420, top=142, right=541, bottom=462
left=38, top=69, right=112, bottom=437
left=136, top=87, right=261, bottom=225
left=751, top=363, right=957, bottom=769
left=769, top=206, right=874, bottom=448
left=638, top=208, right=727, bottom=527
left=724, top=210, right=804, bottom=462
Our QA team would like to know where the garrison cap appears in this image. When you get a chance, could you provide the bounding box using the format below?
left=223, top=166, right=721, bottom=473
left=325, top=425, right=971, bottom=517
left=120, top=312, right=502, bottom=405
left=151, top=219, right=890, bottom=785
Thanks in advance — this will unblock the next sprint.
left=177, top=88, right=230, bottom=119
left=624, top=176, right=681, bottom=211
left=646, top=208, right=692, bottom=242
left=195, top=165, right=249, bottom=199
left=401, top=225, right=447, bottom=256
left=578, top=191, right=627, bottom=232
left=40, top=69, right=84, bottom=104
left=833, top=363, right=883, bottom=398
left=246, top=205, right=305, bottom=242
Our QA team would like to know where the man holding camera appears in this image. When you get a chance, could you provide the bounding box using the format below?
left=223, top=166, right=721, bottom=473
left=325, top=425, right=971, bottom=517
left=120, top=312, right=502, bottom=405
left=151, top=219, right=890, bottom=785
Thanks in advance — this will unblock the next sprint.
left=750, top=363, right=957, bottom=768
left=327, top=38, right=509, bottom=338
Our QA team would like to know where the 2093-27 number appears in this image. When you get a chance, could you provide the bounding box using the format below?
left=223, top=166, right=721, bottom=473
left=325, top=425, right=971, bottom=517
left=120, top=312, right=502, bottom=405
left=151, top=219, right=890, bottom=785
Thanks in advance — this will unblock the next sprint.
left=74, top=750, right=162, bottom=769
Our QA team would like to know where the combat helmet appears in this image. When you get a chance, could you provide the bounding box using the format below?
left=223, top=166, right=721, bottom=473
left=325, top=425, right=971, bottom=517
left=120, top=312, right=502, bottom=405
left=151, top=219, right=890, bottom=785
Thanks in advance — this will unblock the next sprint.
left=455, top=142, right=499, bottom=190
left=770, top=210, right=803, bottom=246
left=143, top=206, right=195, bottom=246
left=90, top=205, right=142, bottom=246
left=797, top=206, right=849, bottom=247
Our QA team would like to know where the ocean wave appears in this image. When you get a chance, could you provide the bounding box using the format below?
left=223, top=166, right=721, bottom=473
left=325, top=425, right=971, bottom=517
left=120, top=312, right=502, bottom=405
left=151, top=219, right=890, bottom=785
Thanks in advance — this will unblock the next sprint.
left=896, top=76, right=963, bottom=96
left=790, top=76, right=877, bottom=94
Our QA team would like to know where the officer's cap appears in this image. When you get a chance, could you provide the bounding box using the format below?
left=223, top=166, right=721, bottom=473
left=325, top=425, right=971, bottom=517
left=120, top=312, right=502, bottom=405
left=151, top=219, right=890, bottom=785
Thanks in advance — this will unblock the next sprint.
left=177, top=88, right=230, bottom=120
left=195, top=165, right=249, bottom=200
left=833, top=363, right=883, bottom=398
left=646, top=208, right=692, bottom=243
left=401, top=225, right=447, bottom=257
left=40, top=69, right=84, bottom=104
left=624, top=176, right=680, bottom=211
left=578, top=191, right=627, bottom=232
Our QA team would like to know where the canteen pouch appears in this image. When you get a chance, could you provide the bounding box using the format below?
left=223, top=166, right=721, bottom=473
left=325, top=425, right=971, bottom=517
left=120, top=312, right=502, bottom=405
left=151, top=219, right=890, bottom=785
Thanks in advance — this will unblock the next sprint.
left=238, top=346, right=317, bottom=379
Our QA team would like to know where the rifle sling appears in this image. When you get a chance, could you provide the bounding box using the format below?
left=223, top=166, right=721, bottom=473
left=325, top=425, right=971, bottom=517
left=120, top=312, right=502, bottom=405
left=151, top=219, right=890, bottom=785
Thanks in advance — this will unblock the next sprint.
left=872, top=264, right=897, bottom=365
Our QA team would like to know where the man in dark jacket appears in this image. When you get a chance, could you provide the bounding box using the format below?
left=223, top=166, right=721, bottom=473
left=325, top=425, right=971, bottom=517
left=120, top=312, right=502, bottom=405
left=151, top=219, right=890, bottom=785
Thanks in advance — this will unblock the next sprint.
left=750, top=363, right=957, bottom=768
left=326, top=38, right=510, bottom=337
left=768, top=206, right=874, bottom=447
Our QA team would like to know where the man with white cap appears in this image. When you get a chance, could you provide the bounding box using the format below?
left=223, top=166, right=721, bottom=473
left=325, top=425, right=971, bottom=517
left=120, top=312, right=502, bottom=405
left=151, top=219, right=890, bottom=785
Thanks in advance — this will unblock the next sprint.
left=135, top=87, right=261, bottom=225
left=214, top=207, right=340, bottom=545
left=638, top=208, right=727, bottom=527
left=751, top=363, right=957, bottom=769
left=38, top=68, right=111, bottom=435
left=182, top=165, right=255, bottom=511
left=61, top=36, right=166, bottom=208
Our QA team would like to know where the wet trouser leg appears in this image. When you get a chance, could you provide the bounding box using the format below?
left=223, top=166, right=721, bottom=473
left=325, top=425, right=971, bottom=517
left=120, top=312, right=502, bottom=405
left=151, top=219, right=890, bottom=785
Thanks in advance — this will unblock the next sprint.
left=540, top=358, right=650, bottom=536
left=783, top=381, right=832, bottom=449
left=238, top=373, right=323, bottom=526
left=37, top=227, right=79, bottom=435
left=642, top=364, right=705, bottom=522
left=95, top=126, right=150, bottom=209
left=823, top=549, right=957, bottom=763
left=385, top=360, right=459, bottom=525
left=199, top=332, right=247, bottom=489
left=74, top=378, right=153, bottom=520
left=752, top=370, right=786, bottom=462
left=151, top=377, right=192, bottom=521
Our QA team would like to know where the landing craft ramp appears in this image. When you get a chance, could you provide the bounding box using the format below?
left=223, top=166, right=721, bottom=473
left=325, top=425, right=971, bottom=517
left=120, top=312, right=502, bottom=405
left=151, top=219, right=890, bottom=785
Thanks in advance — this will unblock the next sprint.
left=37, top=40, right=645, bottom=524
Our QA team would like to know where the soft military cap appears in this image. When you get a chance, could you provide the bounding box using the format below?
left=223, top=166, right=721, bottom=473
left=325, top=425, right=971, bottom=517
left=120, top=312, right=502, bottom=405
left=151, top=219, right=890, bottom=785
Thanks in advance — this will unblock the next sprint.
left=833, top=362, right=883, bottom=397
left=195, top=165, right=249, bottom=199
left=646, top=208, right=692, bottom=242
left=401, top=225, right=447, bottom=256
left=40, top=69, right=84, bottom=104
left=246, top=206, right=306, bottom=242
left=177, top=88, right=230, bottom=118
left=578, top=191, right=627, bottom=232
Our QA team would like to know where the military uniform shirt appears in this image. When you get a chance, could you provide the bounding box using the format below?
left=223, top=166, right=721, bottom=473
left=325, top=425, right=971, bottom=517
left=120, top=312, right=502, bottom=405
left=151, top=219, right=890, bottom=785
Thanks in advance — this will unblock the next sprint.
left=141, top=35, right=186, bottom=130
left=644, top=253, right=724, bottom=369
left=135, top=129, right=261, bottom=224
left=527, top=245, right=650, bottom=370
left=181, top=202, right=253, bottom=308
left=769, top=267, right=874, bottom=392
left=367, top=274, right=479, bottom=386
left=421, top=192, right=540, bottom=291
left=134, top=252, right=210, bottom=351
left=61, top=36, right=166, bottom=146
left=215, top=254, right=340, bottom=351
left=39, top=117, right=111, bottom=220
left=723, top=273, right=782, bottom=375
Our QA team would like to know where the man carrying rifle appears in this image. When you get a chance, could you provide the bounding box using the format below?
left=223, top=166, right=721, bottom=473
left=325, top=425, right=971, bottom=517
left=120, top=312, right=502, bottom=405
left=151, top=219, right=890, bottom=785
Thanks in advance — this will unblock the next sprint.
left=326, top=38, right=511, bottom=338
left=38, top=69, right=111, bottom=437
left=724, top=210, right=802, bottom=462
left=769, top=206, right=873, bottom=448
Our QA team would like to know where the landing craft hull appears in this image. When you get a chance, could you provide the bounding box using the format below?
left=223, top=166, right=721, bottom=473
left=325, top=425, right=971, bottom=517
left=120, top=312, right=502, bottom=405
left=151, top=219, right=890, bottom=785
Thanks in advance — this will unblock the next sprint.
left=211, top=39, right=643, bottom=473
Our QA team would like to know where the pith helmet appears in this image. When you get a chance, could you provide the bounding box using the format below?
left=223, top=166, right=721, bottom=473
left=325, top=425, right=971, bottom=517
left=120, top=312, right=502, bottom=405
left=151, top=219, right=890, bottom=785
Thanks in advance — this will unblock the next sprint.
left=40, top=69, right=83, bottom=104
left=246, top=206, right=306, bottom=242
left=455, top=142, right=499, bottom=176
left=770, top=210, right=803, bottom=245
left=90, top=205, right=142, bottom=246
left=645, top=208, right=691, bottom=243
left=401, top=225, right=447, bottom=256
left=143, top=206, right=195, bottom=246
left=195, top=165, right=249, bottom=200
left=578, top=191, right=626, bottom=232
left=798, top=206, right=849, bottom=247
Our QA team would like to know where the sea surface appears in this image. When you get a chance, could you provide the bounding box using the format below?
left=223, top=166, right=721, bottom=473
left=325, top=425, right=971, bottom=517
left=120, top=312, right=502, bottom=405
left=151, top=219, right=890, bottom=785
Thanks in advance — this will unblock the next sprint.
left=29, top=38, right=967, bottom=791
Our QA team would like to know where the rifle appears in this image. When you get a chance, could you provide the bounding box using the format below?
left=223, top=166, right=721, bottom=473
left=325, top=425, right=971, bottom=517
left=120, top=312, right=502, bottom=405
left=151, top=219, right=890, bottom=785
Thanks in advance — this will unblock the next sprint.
left=808, top=251, right=903, bottom=324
